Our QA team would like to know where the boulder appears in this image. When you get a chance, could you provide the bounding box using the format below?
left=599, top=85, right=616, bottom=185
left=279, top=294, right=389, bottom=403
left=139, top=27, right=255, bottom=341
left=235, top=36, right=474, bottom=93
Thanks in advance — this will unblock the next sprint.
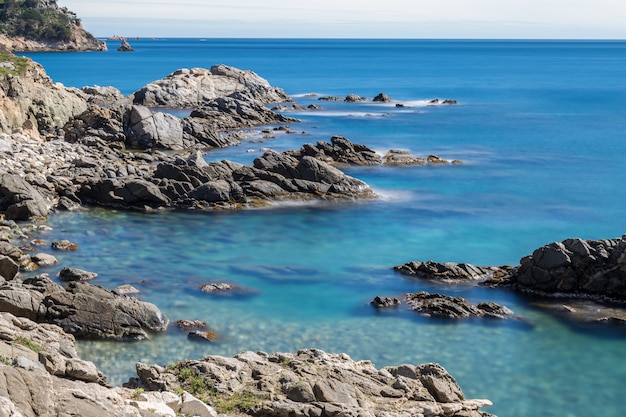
left=373, top=93, right=392, bottom=102
left=370, top=296, right=401, bottom=308
left=131, top=348, right=495, bottom=417
left=0, top=275, right=169, bottom=340
left=126, top=105, right=185, bottom=150
left=514, top=236, right=626, bottom=299
left=0, top=174, right=49, bottom=220
left=132, top=65, right=291, bottom=108
left=80, top=85, right=125, bottom=106
left=58, top=266, right=98, bottom=282
left=0, top=255, right=19, bottom=280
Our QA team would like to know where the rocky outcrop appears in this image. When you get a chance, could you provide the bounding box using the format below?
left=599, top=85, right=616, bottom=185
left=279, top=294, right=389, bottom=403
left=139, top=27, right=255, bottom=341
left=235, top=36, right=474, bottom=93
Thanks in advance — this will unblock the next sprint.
left=80, top=85, right=125, bottom=107
left=0, top=311, right=159, bottom=416
left=397, top=236, right=626, bottom=301
left=65, top=101, right=292, bottom=151
left=117, top=39, right=134, bottom=52
left=130, top=348, right=495, bottom=417
left=0, top=311, right=107, bottom=384
left=394, top=260, right=514, bottom=284
left=187, top=93, right=297, bottom=130
left=131, top=66, right=291, bottom=108
left=0, top=173, right=50, bottom=220
left=285, top=136, right=462, bottom=167
left=394, top=236, right=626, bottom=324
left=513, top=236, right=626, bottom=299
left=0, top=275, right=169, bottom=340
left=404, top=292, right=516, bottom=319
left=0, top=58, right=88, bottom=137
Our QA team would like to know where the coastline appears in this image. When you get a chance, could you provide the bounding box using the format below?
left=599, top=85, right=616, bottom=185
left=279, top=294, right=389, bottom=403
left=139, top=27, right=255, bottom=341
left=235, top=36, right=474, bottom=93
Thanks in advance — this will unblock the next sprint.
left=1, top=36, right=624, bottom=416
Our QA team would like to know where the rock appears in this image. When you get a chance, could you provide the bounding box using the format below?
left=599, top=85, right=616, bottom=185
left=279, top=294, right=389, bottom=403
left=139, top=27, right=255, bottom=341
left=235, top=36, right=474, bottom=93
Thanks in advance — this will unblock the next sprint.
left=200, top=282, right=237, bottom=293
left=0, top=275, right=169, bottom=340
left=0, top=255, right=19, bottom=280
left=114, top=284, right=141, bottom=296
left=117, top=39, right=134, bottom=52
left=30, top=253, right=59, bottom=267
left=384, top=149, right=426, bottom=165
left=132, top=348, right=495, bottom=417
left=58, top=266, right=98, bottom=282
left=371, top=296, right=401, bottom=308
left=131, top=65, right=291, bottom=108
left=81, top=85, right=125, bottom=106
left=187, top=330, right=218, bottom=342
left=126, top=105, right=185, bottom=150
left=175, top=319, right=207, bottom=329
left=0, top=174, right=50, bottom=220
left=373, top=93, right=392, bottom=102
left=51, top=239, right=79, bottom=251
left=404, top=291, right=516, bottom=320
left=0, top=59, right=88, bottom=138
left=514, top=236, right=626, bottom=299
left=394, top=260, right=491, bottom=282
left=188, top=94, right=297, bottom=130
left=176, top=391, right=218, bottom=417
left=344, top=93, right=367, bottom=102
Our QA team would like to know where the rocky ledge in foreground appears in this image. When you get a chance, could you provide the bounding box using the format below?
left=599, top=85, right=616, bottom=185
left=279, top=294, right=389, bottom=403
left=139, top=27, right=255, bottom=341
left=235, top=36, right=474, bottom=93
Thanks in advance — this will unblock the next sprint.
left=394, top=235, right=626, bottom=325
left=130, top=348, right=495, bottom=417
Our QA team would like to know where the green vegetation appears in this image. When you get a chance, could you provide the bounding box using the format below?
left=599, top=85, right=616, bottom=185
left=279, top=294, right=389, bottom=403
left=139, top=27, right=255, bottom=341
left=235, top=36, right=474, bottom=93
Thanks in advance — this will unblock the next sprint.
left=214, top=391, right=265, bottom=414
left=15, top=336, right=42, bottom=352
left=0, top=52, right=29, bottom=75
left=170, top=362, right=266, bottom=414
left=0, top=0, right=79, bottom=41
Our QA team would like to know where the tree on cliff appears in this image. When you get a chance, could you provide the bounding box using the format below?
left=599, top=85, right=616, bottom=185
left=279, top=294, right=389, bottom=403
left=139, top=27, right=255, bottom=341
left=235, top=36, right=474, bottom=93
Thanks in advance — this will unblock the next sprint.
left=0, top=0, right=80, bottom=41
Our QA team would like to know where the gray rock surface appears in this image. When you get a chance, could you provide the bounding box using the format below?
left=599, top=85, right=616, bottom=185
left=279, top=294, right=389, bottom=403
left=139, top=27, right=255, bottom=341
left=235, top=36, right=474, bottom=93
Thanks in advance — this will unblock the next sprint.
left=285, top=136, right=462, bottom=167
left=80, top=85, right=125, bottom=107
left=131, top=65, right=290, bottom=108
left=404, top=292, right=516, bottom=319
left=0, top=275, right=169, bottom=340
left=514, top=236, right=626, bottom=299
left=0, top=174, right=49, bottom=220
left=58, top=266, right=98, bottom=282
left=0, top=59, right=88, bottom=138
left=131, top=348, right=495, bottom=417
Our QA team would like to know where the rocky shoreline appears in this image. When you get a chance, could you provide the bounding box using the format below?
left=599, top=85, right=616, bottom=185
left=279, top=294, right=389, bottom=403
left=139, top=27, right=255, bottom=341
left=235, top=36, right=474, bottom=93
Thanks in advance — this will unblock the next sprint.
left=393, top=236, right=626, bottom=325
left=1, top=47, right=624, bottom=416
left=0, top=52, right=501, bottom=416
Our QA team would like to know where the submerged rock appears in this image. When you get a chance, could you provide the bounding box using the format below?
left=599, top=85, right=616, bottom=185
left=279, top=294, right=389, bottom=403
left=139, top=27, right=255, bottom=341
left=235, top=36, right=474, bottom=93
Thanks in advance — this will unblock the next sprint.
left=404, top=291, right=516, bottom=319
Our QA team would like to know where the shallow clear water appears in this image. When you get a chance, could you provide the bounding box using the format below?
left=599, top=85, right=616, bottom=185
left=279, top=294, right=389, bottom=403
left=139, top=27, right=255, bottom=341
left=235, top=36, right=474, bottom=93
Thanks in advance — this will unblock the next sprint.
left=23, top=39, right=626, bottom=416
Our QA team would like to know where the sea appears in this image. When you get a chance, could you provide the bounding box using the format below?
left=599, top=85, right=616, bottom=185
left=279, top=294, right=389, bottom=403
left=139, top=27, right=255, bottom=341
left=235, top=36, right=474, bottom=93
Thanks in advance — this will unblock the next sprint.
left=22, top=39, right=626, bottom=417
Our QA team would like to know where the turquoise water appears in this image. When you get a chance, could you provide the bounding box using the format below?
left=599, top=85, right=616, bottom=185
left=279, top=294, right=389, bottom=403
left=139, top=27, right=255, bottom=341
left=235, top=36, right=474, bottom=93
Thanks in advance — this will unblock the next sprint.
left=23, top=39, right=626, bottom=416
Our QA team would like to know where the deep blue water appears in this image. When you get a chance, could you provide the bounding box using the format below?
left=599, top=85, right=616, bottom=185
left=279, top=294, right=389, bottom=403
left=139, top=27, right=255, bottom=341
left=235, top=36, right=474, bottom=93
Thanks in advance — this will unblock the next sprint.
left=23, top=39, right=626, bottom=417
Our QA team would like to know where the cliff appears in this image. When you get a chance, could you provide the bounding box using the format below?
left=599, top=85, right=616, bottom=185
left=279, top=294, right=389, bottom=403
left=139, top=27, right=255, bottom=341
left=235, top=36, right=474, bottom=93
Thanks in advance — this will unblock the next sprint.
left=0, top=53, right=88, bottom=137
left=0, top=0, right=106, bottom=52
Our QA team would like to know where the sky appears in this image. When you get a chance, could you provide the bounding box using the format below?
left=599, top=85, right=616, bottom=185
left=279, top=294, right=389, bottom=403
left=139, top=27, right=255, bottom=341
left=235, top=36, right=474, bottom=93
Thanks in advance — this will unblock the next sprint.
left=59, top=0, right=626, bottom=39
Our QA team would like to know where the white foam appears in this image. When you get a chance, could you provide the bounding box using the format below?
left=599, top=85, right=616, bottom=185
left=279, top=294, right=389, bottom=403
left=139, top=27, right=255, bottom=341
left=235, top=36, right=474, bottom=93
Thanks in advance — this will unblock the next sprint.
left=291, top=111, right=390, bottom=118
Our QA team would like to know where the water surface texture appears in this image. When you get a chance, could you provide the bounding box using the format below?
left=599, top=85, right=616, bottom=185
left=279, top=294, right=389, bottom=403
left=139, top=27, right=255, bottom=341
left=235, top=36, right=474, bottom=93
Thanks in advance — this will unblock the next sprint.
left=25, top=39, right=626, bottom=417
